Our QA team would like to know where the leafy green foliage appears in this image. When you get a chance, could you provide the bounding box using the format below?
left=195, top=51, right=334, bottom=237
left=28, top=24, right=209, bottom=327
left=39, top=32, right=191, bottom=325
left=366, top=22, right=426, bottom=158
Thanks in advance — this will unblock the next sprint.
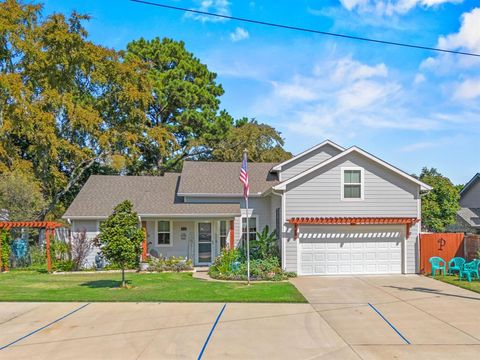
left=419, top=167, right=460, bottom=232
left=0, top=168, right=46, bottom=220
left=0, top=1, right=293, bottom=220
left=209, top=228, right=294, bottom=281
left=147, top=256, right=193, bottom=272
left=97, top=200, right=144, bottom=286
left=211, top=119, right=292, bottom=162
left=125, top=37, right=233, bottom=172
left=0, top=230, right=10, bottom=271
left=209, top=248, right=241, bottom=275
left=249, top=225, right=280, bottom=260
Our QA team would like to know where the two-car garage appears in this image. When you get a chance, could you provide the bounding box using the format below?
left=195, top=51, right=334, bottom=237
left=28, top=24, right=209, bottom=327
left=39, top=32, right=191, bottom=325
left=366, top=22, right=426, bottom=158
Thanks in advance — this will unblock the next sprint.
left=298, top=224, right=405, bottom=275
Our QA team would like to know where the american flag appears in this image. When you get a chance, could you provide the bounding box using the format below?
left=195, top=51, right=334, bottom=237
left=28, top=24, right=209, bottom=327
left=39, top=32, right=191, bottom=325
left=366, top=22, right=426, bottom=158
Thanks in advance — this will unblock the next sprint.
left=239, top=152, right=249, bottom=199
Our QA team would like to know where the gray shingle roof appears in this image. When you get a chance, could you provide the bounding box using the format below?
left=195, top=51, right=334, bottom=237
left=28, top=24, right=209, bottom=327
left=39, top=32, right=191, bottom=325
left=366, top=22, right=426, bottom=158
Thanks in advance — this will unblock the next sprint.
left=178, top=161, right=279, bottom=196
left=456, top=207, right=480, bottom=228
left=63, top=174, right=240, bottom=218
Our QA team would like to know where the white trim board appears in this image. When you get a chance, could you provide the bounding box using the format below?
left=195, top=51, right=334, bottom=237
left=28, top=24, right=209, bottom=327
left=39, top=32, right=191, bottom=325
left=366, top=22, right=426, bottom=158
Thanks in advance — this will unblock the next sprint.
left=271, top=140, right=345, bottom=172
left=273, top=146, right=432, bottom=191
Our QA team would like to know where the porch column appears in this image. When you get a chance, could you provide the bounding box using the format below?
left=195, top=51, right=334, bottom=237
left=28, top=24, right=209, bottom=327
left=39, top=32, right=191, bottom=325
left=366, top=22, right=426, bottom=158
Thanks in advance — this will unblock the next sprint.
left=141, top=221, right=148, bottom=261
left=229, top=220, right=234, bottom=249
left=46, top=228, right=51, bottom=272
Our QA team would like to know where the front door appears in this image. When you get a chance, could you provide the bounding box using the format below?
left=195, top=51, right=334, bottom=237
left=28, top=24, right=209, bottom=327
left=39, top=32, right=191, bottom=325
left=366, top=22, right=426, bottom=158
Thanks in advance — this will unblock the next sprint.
left=197, top=222, right=212, bottom=265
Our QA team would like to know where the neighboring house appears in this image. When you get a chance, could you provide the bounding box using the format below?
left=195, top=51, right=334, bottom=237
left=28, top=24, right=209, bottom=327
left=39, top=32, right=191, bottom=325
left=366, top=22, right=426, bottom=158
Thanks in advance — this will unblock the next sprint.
left=448, top=173, right=480, bottom=234
left=63, top=140, right=431, bottom=275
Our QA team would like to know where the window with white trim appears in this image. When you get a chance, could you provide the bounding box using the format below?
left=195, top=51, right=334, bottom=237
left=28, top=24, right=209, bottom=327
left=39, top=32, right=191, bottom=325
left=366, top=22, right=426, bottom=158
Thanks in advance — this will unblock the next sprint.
left=242, top=217, right=257, bottom=242
left=219, top=220, right=228, bottom=249
left=157, top=220, right=171, bottom=246
left=342, top=169, right=363, bottom=199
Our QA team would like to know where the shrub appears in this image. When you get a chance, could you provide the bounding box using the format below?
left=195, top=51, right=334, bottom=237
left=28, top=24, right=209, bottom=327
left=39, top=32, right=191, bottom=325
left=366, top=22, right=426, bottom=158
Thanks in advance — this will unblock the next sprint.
left=209, top=248, right=295, bottom=281
left=249, top=226, right=279, bottom=260
left=210, top=248, right=241, bottom=275
left=147, top=256, right=193, bottom=272
left=29, top=245, right=46, bottom=268
left=55, top=260, right=75, bottom=272
left=0, top=230, right=11, bottom=271
left=70, top=230, right=94, bottom=271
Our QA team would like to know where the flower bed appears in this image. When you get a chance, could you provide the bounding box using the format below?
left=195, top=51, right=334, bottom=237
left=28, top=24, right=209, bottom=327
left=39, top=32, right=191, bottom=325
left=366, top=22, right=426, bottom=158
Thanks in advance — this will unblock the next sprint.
left=208, top=248, right=296, bottom=281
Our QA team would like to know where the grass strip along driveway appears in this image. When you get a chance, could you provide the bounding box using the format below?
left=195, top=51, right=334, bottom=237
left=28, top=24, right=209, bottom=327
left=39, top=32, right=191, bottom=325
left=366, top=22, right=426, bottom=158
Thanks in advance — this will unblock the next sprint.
left=0, top=271, right=306, bottom=303
left=434, top=274, right=480, bottom=294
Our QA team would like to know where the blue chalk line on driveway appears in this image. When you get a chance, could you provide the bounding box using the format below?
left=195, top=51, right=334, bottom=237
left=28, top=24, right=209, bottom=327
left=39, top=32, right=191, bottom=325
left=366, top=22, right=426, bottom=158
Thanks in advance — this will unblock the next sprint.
left=368, top=302, right=411, bottom=344
left=198, top=303, right=227, bottom=360
left=0, top=303, right=90, bottom=350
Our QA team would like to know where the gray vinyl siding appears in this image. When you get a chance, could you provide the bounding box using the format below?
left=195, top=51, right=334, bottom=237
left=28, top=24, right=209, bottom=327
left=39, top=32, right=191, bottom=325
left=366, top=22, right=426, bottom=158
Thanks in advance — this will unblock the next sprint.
left=406, top=222, right=419, bottom=274
left=185, top=196, right=271, bottom=247
left=460, top=179, right=480, bottom=208
left=285, top=223, right=297, bottom=272
left=146, top=220, right=193, bottom=259
left=280, top=144, right=342, bottom=181
left=285, top=153, right=418, bottom=218
left=72, top=220, right=100, bottom=268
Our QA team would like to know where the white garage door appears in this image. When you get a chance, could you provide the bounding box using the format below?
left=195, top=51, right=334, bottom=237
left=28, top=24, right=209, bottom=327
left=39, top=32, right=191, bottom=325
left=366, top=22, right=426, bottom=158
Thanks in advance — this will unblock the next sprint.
left=299, top=225, right=404, bottom=275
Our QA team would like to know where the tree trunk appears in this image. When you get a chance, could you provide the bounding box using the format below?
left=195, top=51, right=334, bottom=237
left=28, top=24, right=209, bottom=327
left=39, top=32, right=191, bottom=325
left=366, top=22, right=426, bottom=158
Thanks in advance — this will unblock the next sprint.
left=121, top=266, right=125, bottom=288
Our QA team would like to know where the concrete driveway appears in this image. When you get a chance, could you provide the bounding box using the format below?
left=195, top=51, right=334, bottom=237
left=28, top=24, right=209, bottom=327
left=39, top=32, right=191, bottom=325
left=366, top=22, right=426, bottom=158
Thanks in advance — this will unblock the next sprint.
left=292, top=275, right=480, bottom=359
left=0, top=275, right=479, bottom=359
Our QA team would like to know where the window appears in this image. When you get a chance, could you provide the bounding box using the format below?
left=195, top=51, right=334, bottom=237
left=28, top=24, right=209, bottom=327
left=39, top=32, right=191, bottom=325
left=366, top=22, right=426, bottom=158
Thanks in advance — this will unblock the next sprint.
left=342, top=168, right=363, bottom=200
left=157, top=220, right=171, bottom=246
left=242, top=217, right=257, bottom=242
left=219, top=220, right=228, bottom=249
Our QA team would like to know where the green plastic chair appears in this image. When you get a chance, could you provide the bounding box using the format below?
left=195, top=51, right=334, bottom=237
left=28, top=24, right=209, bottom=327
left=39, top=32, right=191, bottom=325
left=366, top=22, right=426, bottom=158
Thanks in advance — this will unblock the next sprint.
left=429, top=256, right=446, bottom=276
left=459, top=260, right=480, bottom=282
left=448, top=257, right=466, bottom=275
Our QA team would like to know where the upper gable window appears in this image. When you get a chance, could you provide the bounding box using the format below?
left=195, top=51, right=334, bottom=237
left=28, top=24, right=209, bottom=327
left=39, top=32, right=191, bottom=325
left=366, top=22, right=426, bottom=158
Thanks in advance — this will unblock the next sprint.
left=342, top=168, right=364, bottom=200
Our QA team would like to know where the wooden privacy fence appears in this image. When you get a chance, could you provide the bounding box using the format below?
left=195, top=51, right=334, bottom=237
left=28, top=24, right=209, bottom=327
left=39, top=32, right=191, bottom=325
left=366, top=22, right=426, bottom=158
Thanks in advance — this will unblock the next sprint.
left=420, top=233, right=465, bottom=274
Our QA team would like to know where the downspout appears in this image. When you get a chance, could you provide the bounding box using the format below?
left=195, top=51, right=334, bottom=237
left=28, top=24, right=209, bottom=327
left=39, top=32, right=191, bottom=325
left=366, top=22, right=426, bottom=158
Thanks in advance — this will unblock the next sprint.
left=272, top=189, right=286, bottom=270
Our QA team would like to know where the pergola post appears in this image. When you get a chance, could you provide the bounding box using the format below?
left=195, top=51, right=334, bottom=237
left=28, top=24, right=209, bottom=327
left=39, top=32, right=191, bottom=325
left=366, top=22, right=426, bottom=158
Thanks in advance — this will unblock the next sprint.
left=46, top=228, right=51, bottom=272
left=229, top=220, right=234, bottom=248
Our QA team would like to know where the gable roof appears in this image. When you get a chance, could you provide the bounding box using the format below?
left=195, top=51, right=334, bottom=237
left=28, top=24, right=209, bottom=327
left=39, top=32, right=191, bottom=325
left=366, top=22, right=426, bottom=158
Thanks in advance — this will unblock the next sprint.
left=271, top=140, right=344, bottom=172
left=273, top=146, right=432, bottom=191
left=63, top=174, right=240, bottom=219
left=460, top=173, right=480, bottom=196
left=177, top=161, right=279, bottom=196
left=457, top=207, right=480, bottom=228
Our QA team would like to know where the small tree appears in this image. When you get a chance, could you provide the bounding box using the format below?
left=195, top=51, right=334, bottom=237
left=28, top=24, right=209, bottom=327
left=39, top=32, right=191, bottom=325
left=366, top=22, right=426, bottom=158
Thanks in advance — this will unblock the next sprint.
left=97, top=200, right=144, bottom=287
left=70, top=230, right=94, bottom=271
left=419, top=167, right=460, bottom=232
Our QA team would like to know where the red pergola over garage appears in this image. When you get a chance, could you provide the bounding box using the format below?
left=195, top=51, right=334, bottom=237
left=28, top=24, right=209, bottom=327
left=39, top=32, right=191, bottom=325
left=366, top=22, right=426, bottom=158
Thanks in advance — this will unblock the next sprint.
left=0, top=221, right=64, bottom=272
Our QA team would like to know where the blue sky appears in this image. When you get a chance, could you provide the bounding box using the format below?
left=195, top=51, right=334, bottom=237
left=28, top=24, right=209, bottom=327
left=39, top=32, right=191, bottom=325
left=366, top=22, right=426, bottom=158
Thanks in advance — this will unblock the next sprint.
left=41, top=0, right=480, bottom=184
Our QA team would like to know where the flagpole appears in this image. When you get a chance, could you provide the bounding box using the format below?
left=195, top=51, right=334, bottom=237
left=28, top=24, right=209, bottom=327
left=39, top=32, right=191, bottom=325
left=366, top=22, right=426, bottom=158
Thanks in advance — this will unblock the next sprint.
left=244, top=150, right=251, bottom=286
left=246, top=193, right=250, bottom=285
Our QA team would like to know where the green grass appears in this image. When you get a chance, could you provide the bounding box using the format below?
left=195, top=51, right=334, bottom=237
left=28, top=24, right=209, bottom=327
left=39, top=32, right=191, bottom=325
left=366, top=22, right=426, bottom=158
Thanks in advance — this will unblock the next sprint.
left=0, top=271, right=306, bottom=303
left=434, top=275, right=480, bottom=294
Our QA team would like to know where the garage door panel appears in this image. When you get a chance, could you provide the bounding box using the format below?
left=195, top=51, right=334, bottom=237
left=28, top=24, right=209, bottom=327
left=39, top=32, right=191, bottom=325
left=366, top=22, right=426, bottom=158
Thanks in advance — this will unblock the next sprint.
left=299, top=225, right=403, bottom=275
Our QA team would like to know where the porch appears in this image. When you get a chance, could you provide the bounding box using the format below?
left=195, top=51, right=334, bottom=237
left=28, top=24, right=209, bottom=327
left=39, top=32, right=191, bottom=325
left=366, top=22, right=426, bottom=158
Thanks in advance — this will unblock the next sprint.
left=140, top=218, right=235, bottom=266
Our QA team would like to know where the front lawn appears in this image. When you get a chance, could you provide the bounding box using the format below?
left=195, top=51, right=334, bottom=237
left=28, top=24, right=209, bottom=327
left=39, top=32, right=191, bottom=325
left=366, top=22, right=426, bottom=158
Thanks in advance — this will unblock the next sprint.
left=0, top=271, right=306, bottom=303
left=434, top=275, right=480, bottom=294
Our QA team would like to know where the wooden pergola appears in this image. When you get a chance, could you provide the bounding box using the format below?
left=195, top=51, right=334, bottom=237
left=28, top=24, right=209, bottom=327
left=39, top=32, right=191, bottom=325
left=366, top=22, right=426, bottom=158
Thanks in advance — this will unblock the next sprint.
left=0, top=221, right=64, bottom=272
left=287, top=217, right=420, bottom=240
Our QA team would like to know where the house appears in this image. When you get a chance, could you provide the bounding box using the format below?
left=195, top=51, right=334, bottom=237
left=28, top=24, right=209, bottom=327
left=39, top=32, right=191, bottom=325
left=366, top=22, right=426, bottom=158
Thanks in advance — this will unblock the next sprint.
left=63, top=140, right=431, bottom=275
left=448, top=173, right=480, bottom=234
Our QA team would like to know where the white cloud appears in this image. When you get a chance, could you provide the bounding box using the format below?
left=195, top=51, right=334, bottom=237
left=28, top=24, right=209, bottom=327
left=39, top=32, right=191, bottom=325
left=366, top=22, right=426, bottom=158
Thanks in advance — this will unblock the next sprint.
left=453, top=78, right=480, bottom=100
left=230, top=27, right=249, bottom=42
left=414, top=73, right=426, bottom=84
left=339, top=0, right=463, bottom=16
left=437, top=8, right=480, bottom=53
left=187, top=0, right=231, bottom=23
left=253, top=57, right=442, bottom=139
